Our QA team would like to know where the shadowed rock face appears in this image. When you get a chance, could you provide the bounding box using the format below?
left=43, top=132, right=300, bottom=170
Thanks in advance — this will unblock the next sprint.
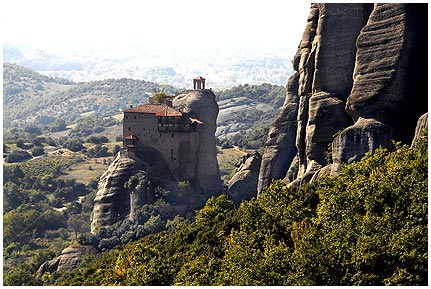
left=346, top=4, right=428, bottom=144
left=257, top=73, right=299, bottom=193
left=228, top=151, right=262, bottom=204
left=173, top=89, right=222, bottom=196
left=258, top=3, right=427, bottom=192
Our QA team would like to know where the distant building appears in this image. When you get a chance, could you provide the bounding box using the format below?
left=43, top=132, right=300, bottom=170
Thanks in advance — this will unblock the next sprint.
left=122, top=102, right=203, bottom=180
left=193, top=76, right=206, bottom=90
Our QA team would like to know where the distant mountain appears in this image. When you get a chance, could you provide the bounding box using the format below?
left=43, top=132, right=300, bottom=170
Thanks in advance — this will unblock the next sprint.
left=4, top=44, right=294, bottom=90
left=3, top=63, right=176, bottom=128
left=3, top=44, right=84, bottom=71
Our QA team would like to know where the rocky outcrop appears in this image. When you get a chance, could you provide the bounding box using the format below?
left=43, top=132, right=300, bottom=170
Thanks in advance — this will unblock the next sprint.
left=411, top=113, right=428, bottom=148
left=346, top=4, right=428, bottom=144
left=36, top=245, right=97, bottom=279
left=257, top=73, right=299, bottom=193
left=332, top=117, right=394, bottom=166
left=173, top=89, right=222, bottom=196
left=258, top=3, right=427, bottom=191
left=91, top=152, right=136, bottom=234
left=228, top=151, right=261, bottom=204
left=91, top=89, right=222, bottom=235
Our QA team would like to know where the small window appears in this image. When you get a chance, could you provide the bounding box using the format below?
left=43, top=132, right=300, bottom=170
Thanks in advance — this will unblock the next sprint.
left=128, top=127, right=131, bottom=131
left=134, top=116, right=136, bottom=119
left=143, top=127, right=145, bottom=131
left=125, top=116, right=129, bottom=119
left=172, top=133, right=174, bottom=137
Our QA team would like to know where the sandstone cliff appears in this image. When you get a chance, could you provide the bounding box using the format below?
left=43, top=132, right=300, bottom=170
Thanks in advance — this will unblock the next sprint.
left=258, top=3, right=427, bottom=192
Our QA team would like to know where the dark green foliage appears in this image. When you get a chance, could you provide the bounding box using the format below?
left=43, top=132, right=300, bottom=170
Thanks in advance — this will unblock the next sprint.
left=3, top=156, right=95, bottom=285
left=62, top=138, right=84, bottom=152
left=86, top=144, right=111, bottom=158
left=55, top=136, right=427, bottom=286
left=68, top=117, right=118, bottom=139
left=31, top=146, right=45, bottom=156
left=86, top=135, right=109, bottom=144
left=5, top=149, right=32, bottom=163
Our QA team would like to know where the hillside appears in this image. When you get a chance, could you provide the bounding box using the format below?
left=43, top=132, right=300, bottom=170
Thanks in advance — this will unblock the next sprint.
left=216, top=83, right=285, bottom=140
left=25, top=137, right=427, bottom=286
left=4, top=63, right=284, bottom=148
left=3, top=62, right=176, bottom=128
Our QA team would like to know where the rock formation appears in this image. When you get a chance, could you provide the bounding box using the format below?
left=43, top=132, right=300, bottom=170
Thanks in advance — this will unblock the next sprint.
left=172, top=89, right=223, bottom=196
left=258, top=3, right=427, bottom=192
left=91, top=152, right=136, bottom=234
left=228, top=151, right=261, bottom=204
left=411, top=113, right=428, bottom=148
left=91, top=89, right=222, bottom=235
left=36, top=245, right=97, bottom=279
left=257, top=73, right=299, bottom=193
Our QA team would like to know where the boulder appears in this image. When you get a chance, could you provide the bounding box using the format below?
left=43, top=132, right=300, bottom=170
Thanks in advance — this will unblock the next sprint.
left=332, top=117, right=394, bottom=166
left=301, top=92, right=352, bottom=177
left=36, top=245, right=97, bottom=279
left=228, top=151, right=262, bottom=204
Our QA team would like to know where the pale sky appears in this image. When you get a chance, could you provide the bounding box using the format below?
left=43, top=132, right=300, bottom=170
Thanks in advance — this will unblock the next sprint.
left=1, top=0, right=311, bottom=51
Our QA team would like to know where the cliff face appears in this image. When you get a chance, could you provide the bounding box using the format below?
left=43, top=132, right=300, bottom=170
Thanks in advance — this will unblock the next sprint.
left=172, top=89, right=223, bottom=196
left=91, top=90, right=221, bottom=234
left=258, top=3, right=427, bottom=192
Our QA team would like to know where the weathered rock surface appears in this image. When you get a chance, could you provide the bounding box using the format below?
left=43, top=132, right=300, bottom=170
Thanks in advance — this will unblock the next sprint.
left=36, top=245, right=97, bottom=279
left=300, top=91, right=352, bottom=179
left=173, top=89, right=222, bottom=196
left=257, top=73, right=299, bottom=193
left=411, top=113, right=428, bottom=148
left=91, top=152, right=136, bottom=234
left=346, top=4, right=428, bottom=144
left=228, top=151, right=261, bottom=204
left=332, top=117, right=394, bottom=165
left=258, top=3, right=428, bottom=191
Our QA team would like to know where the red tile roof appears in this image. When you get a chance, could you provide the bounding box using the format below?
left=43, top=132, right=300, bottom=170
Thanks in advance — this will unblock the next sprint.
left=123, top=104, right=182, bottom=117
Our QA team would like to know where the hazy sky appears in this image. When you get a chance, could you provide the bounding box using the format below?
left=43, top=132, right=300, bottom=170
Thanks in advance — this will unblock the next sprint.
left=2, top=0, right=311, bottom=51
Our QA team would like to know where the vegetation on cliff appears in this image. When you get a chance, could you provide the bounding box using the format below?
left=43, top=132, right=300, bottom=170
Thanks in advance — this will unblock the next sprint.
left=46, top=136, right=427, bottom=286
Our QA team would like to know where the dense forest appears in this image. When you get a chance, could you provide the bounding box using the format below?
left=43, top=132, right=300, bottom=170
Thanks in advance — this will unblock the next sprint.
left=5, top=134, right=426, bottom=286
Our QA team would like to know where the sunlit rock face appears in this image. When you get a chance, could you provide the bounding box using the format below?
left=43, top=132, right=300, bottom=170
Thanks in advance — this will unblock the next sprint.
left=258, top=3, right=428, bottom=191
